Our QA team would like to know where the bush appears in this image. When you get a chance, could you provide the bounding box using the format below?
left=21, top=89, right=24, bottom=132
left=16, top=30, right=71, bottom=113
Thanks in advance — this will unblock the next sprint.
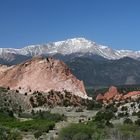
left=135, top=119, right=140, bottom=126
left=137, top=111, right=140, bottom=118
left=0, top=87, right=8, bottom=92
left=0, top=125, right=9, bottom=140
left=95, top=110, right=114, bottom=122
left=34, top=130, right=43, bottom=139
left=0, top=126, right=22, bottom=140
left=76, top=108, right=83, bottom=112
left=8, top=129, right=22, bottom=140
left=32, top=111, right=65, bottom=122
left=123, top=118, right=133, bottom=124
left=118, top=112, right=125, bottom=118
left=121, top=106, right=128, bottom=111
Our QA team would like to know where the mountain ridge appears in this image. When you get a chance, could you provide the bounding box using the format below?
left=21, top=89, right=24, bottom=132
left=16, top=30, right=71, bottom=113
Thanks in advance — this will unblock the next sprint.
left=0, top=38, right=140, bottom=60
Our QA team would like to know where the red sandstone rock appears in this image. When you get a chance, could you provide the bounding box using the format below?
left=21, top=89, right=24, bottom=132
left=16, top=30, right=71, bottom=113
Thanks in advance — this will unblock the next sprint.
left=96, top=86, right=120, bottom=101
left=0, top=57, right=88, bottom=98
left=104, top=86, right=119, bottom=100
left=124, top=91, right=140, bottom=99
left=96, top=93, right=104, bottom=101
left=96, top=86, right=140, bottom=102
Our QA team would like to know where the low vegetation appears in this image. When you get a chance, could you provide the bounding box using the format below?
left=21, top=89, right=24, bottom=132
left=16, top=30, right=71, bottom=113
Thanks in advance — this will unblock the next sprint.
left=0, top=110, right=65, bottom=139
left=57, top=109, right=140, bottom=140
left=1, top=86, right=140, bottom=140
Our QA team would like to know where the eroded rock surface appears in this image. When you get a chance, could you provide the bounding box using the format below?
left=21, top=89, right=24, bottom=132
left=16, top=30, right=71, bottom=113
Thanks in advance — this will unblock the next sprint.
left=0, top=56, right=87, bottom=98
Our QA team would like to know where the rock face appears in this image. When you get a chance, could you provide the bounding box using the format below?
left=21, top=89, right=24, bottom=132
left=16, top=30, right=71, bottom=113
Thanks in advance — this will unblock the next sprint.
left=103, top=86, right=120, bottom=100
left=96, top=86, right=122, bottom=101
left=123, top=91, right=140, bottom=99
left=0, top=56, right=88, bottom=98
left=96, top=86, right=140, bottom=102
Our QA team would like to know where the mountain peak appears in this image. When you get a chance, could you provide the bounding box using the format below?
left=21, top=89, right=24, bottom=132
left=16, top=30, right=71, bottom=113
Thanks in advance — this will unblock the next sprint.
left=53, top=37, right=92, bottom=46
left=65, top=37, right=91, bottom=42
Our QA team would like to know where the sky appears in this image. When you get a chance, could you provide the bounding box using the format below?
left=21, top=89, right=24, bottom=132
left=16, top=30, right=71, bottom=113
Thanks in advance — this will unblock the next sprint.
left=0, top=0, right=140, bottom=50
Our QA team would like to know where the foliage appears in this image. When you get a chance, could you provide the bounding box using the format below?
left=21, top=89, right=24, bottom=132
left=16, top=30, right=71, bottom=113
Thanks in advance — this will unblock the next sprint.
left=20, top=110, right=66, bottom=122
left=123, top=118, right=133, bottom=124
left=115, top=124, right=140, bottom=140
left=135, top=119, right=140, bottom=126
left=58, top=120, right=140, bottom=140
left=136, top=111, right=140, bottom=118
left=121, top=106, right=128, bottom=111
left=87, top=100, right=102, bottom=110
left=0, top=87, right=8, bottom=92
left=57, top=122, right=106, bottom=140
left=0, top=125, right=22, bottom=140
left=0, top=111, right=65, bottom=139
left=34, top=130, right=43, bottom=139
left=94, top=110, right=114, bottom=123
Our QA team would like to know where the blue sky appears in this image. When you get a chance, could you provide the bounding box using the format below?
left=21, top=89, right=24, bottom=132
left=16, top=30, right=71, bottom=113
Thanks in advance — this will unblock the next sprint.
left=0, top=0, right=140, bottom=50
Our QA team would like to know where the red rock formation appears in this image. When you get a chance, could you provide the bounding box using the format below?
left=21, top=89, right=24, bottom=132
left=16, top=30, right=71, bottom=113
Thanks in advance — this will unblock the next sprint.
left=96, top=86, right=140, bottom=103
left=104, top=86, right=119, bottom=100
left=0, top=56, right=88, bottom=98
left=123, top=91, right=140, bottom=99
left=96, top=86, right=120, bottom=101
left=96, top=93, right=104, bottom=101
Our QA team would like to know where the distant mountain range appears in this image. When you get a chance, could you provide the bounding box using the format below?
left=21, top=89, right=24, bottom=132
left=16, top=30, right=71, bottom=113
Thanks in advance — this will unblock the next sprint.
left=0, top=38, right=140, bottom=60
left=0, top=38, right=140, bottom=87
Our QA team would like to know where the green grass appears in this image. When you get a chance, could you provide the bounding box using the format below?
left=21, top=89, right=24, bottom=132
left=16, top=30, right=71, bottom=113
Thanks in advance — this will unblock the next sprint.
left=4, top=120, right=55, bottom=132
left=0, top=112, right=55, bottom=132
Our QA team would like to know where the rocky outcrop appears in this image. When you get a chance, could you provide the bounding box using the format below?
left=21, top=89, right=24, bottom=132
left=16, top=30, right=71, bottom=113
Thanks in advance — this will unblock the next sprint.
left=0, top=56, right=88, bottom=98
left=96, top=86, right=122, bottom=101
left=103, top=86, right=120, bottom=100
left=123, top=91, right=140, bottom=99
left=96, top=86, right=140, bottom=102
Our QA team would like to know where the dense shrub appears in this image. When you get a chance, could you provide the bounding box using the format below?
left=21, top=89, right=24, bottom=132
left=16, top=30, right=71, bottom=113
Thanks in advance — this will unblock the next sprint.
left=123, top=118, right=133, bottom=124
left=94, top=110, right=114, bottom=123
left=137, top=111, right=140, bottom=118
left=135, top=119, right=140, bottom=126
left=118, top=112, right=125, bottom=118
left=107, top=124, right=140, bottom=140
left=121, top=106, right=128, bottom=111
left=0, top=126, right=22, bottom=140
left=87, top=101, right=102, bottom=110
left=0, top=87, right=8, bottom=92
left=34, top=130, right=43, bottom=139
left=75, top=108, right=83, bottom=112
left=57, top=122, right=106, bottom=140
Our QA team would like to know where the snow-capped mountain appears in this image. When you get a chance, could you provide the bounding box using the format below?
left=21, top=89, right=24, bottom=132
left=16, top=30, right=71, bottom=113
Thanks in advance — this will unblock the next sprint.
left=0, top=38, right=140, bottom=60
